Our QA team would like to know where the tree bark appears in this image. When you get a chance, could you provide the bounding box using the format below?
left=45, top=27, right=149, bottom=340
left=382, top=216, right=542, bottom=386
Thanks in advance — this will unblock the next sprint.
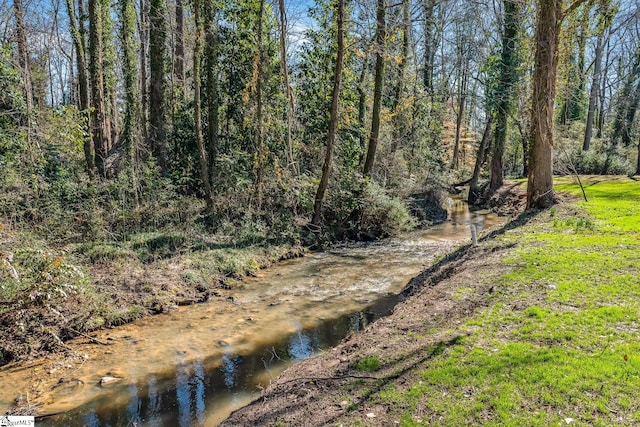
left=252, top=0, right=266, bottom=206
left=527, top=0, right=589, bottom=209
left=119, top=0, right=139, bottom=163
left=490, top=0, right=522, bottom=190
left=139, top=0, right=148, bottom=142
left=390, top=0, right=411, bottom=153
left=423, top=0, right=436, bottom=95
left=362, top=0, right=386, bottom=178
left=174, top=0, right=185, bottom=98
left=204, top=0, right=219, bottom=184
left=583, top=30, right=603, bottom=151
left=13, top=0, right=33, bottom=119
left=89, top=0, right=112, bottom=177
left=312, top=0, right=345, bottom=227
left=193, top=0, right=214, bottom=211
left=451, top=68, right=467, bottom=170
left=149, top=0, right=167, bottom=174
left=527, top=0, right=562, bottom=209
left=65, top=0, right=94, bottom=175
left=468, top=116, right=493, bottom=205
left=277, top=0, right=297, bottom=175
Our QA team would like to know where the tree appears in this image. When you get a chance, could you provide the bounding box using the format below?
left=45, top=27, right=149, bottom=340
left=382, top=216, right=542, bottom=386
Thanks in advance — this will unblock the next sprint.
left=193, top=0, right=214, bottom=211
left=490, top=0, right=522, bottom=190
left=13, top=0, right=33, bottom=131
left=149, top=0, right=167, bottom=174
left=119, top=0, right=139, bottom=166
left=312, top=0, right=346, bottom=226
left=277, top=0, right=297, bottom=174
left=423, top=0, right=436, bottom=95
left=65, top=0, right=94, bottom=175
left=88, top=0, right=112, bottom=176
left=362, top=0, right=386, bottom=177
left=527, top=0, right=589, bottom=209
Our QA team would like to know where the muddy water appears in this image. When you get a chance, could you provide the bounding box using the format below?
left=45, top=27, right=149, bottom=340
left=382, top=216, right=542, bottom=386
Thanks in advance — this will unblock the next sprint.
left=3, top=201, right=498, bottom=426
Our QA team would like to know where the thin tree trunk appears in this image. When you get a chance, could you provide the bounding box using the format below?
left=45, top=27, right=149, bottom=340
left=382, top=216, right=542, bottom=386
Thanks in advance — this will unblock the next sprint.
left=119, top=0, right=138, bottom=161
left=204, top=0, right=219, bottom=184
left=362, top=0, right=386, bottom=178
left=468, top=116, right=493, bottom=205
left=65, top=0, right=94, bottom=176
left=583, top=30, right=603, bottom=151
left=312, top=0, right=345, bottom=227
left=174, top=0, right=185, bottom=98
left=252, top=0, right=266, bottom=206
left=89, top=0, right=111, bottom=177
left=356, top=55, right=369, bottom=166
left=13, top=0, right=33, bottom=150
left=423, top=0, right=435, bottom=95
left=597, top=37, right=611, bottom=138
left=390, top=0, right=410, bottom=154
left=139, top=0, right=148, bottom=142
left=490, top=0, right=522, bottom=190
left=193, top=0, right=214, bottom=211
left=277, top=0, right=297, bottom=175
left=149, top=0, right=167, bottom=174
left=451, top=69, right=467, bottom=170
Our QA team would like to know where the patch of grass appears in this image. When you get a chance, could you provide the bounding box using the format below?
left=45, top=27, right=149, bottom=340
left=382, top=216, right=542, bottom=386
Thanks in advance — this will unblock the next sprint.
left=379, top=177, right=640, bottom=425
left=354, top=355, right=381, bottom=372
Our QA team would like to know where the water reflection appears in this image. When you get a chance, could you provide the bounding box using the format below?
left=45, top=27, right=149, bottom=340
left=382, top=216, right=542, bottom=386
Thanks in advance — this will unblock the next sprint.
left=33, top=202, right=498, bottom=427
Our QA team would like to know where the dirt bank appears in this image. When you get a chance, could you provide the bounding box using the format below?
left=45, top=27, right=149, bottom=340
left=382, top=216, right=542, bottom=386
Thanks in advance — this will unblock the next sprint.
left=221, top=216, right=525, bottom=426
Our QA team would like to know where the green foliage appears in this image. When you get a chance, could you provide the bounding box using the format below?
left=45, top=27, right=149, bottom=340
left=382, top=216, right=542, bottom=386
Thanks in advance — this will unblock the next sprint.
left=376, top=178, right=640, bottom=425
left=354, top=355, right=381, bottom=372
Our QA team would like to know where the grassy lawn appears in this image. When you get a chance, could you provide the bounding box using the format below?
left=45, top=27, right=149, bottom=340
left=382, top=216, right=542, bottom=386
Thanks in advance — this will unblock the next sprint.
left=378, top=177, right=640, bottom=426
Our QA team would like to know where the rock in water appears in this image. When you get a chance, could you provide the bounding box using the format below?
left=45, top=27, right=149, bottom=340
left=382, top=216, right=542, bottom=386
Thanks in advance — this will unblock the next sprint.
left=100, top=376, right=120, bottom=386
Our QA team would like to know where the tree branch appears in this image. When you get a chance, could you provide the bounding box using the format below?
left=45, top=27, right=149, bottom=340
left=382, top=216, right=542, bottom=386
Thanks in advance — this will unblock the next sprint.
left=562, top=0, right=590, bottom=22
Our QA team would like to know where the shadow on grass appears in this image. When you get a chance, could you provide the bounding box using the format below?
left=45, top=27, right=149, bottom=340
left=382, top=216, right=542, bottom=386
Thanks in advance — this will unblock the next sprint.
left=401, top=209, right=539, bottom=299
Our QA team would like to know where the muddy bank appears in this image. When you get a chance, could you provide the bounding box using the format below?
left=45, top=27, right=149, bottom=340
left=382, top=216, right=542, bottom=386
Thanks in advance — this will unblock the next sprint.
left=221, top=217, right=523, bottom=426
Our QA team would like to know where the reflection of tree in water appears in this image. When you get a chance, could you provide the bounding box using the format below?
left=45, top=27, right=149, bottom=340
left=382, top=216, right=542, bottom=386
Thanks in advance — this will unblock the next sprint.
left=221, top=352, right=243, bottom=389
left=176, top=359, right=206, bottom=427
left=126, top=383, right=141, bottom=426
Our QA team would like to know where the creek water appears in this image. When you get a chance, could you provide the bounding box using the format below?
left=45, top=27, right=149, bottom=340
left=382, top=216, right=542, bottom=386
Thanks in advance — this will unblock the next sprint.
left=14, top=201, right=498, bottom=426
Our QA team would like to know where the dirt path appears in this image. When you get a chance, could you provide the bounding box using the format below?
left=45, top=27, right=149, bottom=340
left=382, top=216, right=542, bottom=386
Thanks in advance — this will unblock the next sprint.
left=221, top=217, right=523, bottom=426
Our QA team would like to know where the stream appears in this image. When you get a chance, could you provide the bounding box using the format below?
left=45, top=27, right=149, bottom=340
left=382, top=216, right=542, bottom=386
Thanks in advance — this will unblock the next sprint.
left=3, top=201, right=498, bottom=426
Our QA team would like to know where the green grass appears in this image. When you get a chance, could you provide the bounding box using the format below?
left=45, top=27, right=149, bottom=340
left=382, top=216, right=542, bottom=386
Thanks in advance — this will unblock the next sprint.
left=377, top=177, right=640, bottom=426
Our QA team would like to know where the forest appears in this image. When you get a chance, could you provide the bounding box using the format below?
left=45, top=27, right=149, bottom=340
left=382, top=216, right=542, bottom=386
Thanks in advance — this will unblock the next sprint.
left=1, top=0, right=640, bottom=371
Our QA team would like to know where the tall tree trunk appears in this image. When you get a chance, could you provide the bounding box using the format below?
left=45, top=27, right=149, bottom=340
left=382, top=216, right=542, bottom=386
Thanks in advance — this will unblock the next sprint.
left=451, top=68, right=467, bottom=170
left=527, top=0, right=588, bottom=209
left=468, top=116, right=493, bottom=205
left=204, top=0, right=219, bottom=184
left=390, top=0, right=411, bottom=154
left=312, top=0, right=345, bottom=227
left=583, top=30, right=604, bottom=151
left=356, top=56, right=369, bottom=166
left=149, top=0, right=167, bottom=174
left=193, top=0, right=214, bottom=211
left=277, top=0, right=297, bottom=175
left=423, top=0, right=435, bottom=95
left=174, top=0, right=185, bottom=98
left=65, top=0, right=94, bottom=175
left=13, top=0, right=33, bottom=123
left=362, top=0, right=386, bottom=178
left=119, top=0, right=138, bottom=162
left=101, top=0, right=117, bottom=150
left=252, top=0, right=266, bottom=206
left=490, top=0, right=522, bottom=190
left=139, top=0, right=148, bottom=141
left=89, top=0, right=112, bottom=177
